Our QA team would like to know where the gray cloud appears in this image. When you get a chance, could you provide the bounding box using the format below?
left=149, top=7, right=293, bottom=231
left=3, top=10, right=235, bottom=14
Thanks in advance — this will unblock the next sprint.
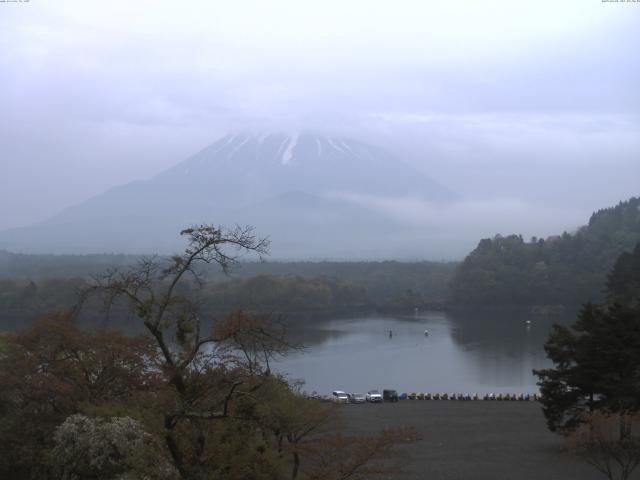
left=0, top=0, right=638, bottom=246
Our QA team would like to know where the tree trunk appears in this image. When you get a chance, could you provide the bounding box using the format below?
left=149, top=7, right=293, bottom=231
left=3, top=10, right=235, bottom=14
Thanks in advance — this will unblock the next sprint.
left=165, top=416, right=188, bottom=479
left=291, top=451, right=300, bottom=480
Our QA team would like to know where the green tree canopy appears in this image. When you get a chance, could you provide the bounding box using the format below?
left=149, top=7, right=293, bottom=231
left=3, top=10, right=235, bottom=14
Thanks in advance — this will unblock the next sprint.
left=534, top=242, right=640, bottom=434
left=607, top=241, right=640, bottom=309
left=450, top=197, right=640, bottom=306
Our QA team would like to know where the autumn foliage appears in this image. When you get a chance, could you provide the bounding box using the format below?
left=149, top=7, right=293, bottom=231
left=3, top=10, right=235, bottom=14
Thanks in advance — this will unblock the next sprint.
left=0, top=313, right=161, bottom=478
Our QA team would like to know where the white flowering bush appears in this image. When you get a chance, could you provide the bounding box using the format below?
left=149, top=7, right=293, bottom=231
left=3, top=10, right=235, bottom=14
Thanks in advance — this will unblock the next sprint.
left=52, top=414, right=178, bottom=480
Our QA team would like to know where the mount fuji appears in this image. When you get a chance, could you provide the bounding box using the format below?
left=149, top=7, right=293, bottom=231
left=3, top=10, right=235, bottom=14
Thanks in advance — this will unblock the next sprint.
left=0, top=132, right=458, bottom=258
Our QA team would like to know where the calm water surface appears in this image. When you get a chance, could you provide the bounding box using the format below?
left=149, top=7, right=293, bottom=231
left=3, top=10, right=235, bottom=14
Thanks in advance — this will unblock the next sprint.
left=276, top=310, right=569, bottom=395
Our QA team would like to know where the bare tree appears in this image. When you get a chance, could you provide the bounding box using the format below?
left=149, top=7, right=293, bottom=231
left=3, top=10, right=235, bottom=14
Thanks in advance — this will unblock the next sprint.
left=296, top=427, right=420, bottom=480
left=569, top=413, right=640, bottom=480
left=79, top=224, right=296, bottom=478
left=75, top=224, right=419, bottom=480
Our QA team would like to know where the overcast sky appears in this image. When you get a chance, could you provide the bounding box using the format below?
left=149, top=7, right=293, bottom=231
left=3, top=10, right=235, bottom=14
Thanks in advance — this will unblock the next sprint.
left=1, top=0, right=639, bottom=233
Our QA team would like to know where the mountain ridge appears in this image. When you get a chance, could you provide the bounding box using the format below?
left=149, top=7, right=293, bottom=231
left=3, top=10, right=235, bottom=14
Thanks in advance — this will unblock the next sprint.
left=0, top=132, right=457, bottom=257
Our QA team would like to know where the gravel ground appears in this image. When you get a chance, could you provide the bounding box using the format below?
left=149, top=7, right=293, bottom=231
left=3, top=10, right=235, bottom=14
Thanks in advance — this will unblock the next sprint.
left=339, top=401, right=618, bottom=480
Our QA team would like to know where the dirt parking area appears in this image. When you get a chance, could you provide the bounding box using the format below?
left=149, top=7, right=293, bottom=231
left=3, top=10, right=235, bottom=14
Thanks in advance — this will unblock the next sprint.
left=340, top=401, right=615, bottom=480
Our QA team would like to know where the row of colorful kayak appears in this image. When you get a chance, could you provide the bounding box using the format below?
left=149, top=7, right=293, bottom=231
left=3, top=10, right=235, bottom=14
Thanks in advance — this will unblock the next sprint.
left=403, top=392, right=540, bottom=401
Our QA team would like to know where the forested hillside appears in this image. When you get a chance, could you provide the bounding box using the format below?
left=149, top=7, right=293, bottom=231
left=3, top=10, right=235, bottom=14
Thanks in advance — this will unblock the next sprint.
left=606, top=240, right=640, bottom=308
left=0, top=259, right=456, bottom=328
left=449, top=197, right=640, bottom=306
left=3, top=197, right=637, bottom=321
left=0, top=251, right=137, bottom=278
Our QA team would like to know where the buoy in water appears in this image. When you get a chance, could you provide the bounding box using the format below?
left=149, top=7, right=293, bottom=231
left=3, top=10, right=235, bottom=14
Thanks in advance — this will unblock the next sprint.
left=424, top=329, right=429, bottom=336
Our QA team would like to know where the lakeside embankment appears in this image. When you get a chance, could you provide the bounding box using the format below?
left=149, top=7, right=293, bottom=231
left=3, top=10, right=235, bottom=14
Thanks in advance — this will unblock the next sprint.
left=340, top=401, right=607, bottom=480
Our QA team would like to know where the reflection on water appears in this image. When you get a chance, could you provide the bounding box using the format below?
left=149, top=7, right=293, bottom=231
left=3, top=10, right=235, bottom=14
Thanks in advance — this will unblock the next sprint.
left=276, top=309, right=574, bottom=395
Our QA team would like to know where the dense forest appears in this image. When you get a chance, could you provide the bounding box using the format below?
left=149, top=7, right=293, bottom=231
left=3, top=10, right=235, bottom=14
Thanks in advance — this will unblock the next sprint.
left=1, top=196, right=638, bottom=327
left=606, top=240, right=640, bottom=308
left=0, top=251, right=137, bottom=278
left=0, top=258, right=455, bottom=328
left=534, top=237, right=640, bottom=439
left=449, top=197, right=640, bottom=306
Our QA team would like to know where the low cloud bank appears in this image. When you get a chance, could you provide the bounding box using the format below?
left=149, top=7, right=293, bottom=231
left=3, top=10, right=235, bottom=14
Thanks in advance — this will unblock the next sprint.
left=333, top=192, right=591, bottom=243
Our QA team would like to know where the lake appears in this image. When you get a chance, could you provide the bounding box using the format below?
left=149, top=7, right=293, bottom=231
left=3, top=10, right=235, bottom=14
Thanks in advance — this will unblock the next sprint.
left=276, top=309, right=571, bottom=395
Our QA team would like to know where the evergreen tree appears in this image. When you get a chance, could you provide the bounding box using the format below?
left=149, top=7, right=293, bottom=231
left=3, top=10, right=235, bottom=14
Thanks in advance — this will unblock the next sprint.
left=451, top=197, right=640, bottom=306
left=607, top=242, right=640, bottom=308
left=534, top=243, right=640, bottom=434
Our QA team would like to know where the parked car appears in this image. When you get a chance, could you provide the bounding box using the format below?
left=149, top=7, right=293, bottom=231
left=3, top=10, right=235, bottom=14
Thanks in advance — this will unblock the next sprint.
left=365, top=390, right=383, bottom=402
left=348, top=392, right=366, bottom=403
left=383, top=389, right=399, bottom=402
left=332, top=390, right=349, bottom=404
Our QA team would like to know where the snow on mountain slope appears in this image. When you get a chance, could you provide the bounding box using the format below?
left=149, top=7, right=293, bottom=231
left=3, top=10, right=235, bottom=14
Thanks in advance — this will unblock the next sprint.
left=153, top=132, right=456, bottom=204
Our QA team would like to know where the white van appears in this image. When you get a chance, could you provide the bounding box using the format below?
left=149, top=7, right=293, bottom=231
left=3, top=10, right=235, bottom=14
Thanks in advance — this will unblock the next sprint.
left=332, top=390, right=349, bottom=403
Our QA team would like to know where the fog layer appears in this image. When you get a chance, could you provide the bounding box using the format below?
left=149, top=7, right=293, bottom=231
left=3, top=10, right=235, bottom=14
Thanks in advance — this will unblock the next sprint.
left=1, top=1, right=638, bottom=257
